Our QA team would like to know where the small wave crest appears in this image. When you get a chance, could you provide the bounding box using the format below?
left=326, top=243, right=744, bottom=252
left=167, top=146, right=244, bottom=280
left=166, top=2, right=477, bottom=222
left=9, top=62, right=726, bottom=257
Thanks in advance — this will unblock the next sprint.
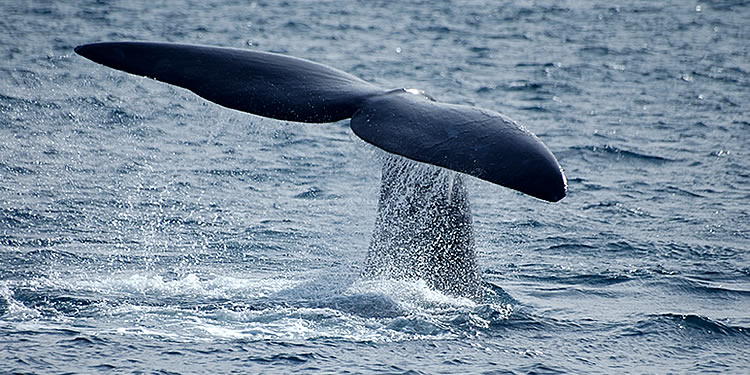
left=637, top=313, right=750, bottom=340
left=0, top=282, right=42, bottom=320
left=572, top=144, right=676, bottom=164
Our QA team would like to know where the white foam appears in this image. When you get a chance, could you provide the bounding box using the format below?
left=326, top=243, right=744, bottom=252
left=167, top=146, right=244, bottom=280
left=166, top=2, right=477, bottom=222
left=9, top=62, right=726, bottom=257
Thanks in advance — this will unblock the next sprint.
left=71, top=272, right=304, bottom=300
left=0, top=282, right=41, bottom=320
left=347, top=278, right=477, bottom=310
left=5, top=271, right=506, bottom=343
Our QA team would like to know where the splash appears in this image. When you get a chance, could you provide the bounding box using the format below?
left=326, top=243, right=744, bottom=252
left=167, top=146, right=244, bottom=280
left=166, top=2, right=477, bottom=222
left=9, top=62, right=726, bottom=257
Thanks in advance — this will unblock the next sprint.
left=364, top=154, right=483, bottom=299
left=0, top=282, right=41, bottom=320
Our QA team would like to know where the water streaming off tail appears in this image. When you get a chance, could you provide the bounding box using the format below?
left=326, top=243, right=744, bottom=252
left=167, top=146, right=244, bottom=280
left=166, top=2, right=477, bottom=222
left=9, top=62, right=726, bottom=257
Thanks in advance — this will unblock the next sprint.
left=365, top=154, right=483, bottom=299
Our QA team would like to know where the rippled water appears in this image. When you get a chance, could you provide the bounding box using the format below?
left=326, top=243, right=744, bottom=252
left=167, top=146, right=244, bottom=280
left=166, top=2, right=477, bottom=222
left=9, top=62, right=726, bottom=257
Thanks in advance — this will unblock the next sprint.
left=2, top=0, right=749, bottom=373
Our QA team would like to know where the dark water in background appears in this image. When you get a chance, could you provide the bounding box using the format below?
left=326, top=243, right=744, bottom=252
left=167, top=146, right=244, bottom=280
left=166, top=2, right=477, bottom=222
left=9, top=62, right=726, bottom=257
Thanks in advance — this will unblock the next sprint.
left=1, top=0, right=749, bottom=373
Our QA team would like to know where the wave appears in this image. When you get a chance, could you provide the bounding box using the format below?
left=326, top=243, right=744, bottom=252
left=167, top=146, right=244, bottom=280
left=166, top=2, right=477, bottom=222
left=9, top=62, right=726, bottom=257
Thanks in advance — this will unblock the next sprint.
left=0, top=283, right=42, bottom=320
left=649, top=313, right=750, bottom=339
left=657, top=275, right=750, bottom=299
left=571, top=144, right=677, bottom=164
left=293, top=186, right=342, bottom=200
left=475, top=80, right=582, bottom=99
left=0, top=207, right=54, bottom=230
left=0, top=162, right=36, bottom=176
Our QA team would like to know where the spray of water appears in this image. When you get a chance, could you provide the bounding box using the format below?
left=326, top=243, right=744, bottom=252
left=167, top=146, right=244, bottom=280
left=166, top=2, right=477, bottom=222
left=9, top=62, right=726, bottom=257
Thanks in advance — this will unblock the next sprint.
left=364, top=154, right=483, bottom=299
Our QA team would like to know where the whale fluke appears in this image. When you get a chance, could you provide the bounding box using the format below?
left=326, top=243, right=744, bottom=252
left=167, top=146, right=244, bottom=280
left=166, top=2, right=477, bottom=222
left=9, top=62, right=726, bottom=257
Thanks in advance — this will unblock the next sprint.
left=75, top=41, right=566, bottom=201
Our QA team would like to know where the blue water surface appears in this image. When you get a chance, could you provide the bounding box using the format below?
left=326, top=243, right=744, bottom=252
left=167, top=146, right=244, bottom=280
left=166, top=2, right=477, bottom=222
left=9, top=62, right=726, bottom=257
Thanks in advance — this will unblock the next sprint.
left=1, top=0, right=749, bottom=373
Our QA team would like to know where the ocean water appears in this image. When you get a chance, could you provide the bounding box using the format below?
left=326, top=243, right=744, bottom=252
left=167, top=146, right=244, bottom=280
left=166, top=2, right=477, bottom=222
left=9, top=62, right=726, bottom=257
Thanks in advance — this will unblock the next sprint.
left=1, top=0, right=749, bottom=373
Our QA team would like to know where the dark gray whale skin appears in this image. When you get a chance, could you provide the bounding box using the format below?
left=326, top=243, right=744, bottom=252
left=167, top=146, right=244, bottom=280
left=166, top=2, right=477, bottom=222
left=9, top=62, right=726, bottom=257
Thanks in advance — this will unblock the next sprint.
left=75, top=42, right=383, bottom=123
left=75, top=41, right=567, bottom=298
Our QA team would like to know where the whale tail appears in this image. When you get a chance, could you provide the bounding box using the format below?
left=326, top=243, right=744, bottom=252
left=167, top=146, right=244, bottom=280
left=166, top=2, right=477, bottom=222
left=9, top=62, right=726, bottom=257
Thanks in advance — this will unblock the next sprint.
left=75, top=42, right=566, bottom=201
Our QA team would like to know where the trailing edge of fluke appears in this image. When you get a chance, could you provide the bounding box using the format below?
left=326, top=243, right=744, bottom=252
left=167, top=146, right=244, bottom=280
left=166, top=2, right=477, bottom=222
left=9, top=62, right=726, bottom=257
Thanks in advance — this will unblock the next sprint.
left=75, top=41, right=567, bottom=202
